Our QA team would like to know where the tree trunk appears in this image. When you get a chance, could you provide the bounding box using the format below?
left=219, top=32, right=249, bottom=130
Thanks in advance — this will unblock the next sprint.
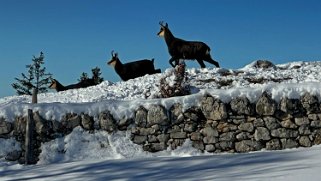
left=32, top=88, right=38, bottom=104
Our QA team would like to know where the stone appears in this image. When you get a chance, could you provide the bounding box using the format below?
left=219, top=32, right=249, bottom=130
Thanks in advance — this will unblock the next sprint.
left=299, top=136, right=312, bottom=147
left=307, top=114, right=321, bottom=121
left=148, top=135, right=158, bottom=143
left=280, top=138, right=298, bottom=149
left=311, top=120, right=321, bottom=128
left=271, top=128, right=298, bottom=138
left=157, top=134, right=170, bottom=143
left=190, top=132, right=203, bottom=141
left=254, top=60, right=276, bottom=69
left=256, top=92, right=277, bottom=116
left=13, top=116, right=27, bottom=141
left=135, top=106, right=148, bottom=127
left=138, top=127, right=156, bottom=136
left=61, top=113, right=81, bottom=133
left=235, top=140, right=263, bottom=152
left=169, top=125, right=181, bottom=133
left=192, top=140, right=205, bottom=151
left=170, top=132, right=187, bottom=139
left=201, top=96, right=227, bottom=121
left=131, top=127, right=140, bottom=135
left=301, top=93, right=319, bottom=114
left=201, top=126, right=219, bottom=137
left=314, top=132, right=321, bottom=145
left=238, top=122, right=254, bottom=132
left=280, top=119, right=297, bottom=129
left=32, top=112, right=53, bottom=141
left=253, top=118, right=265, bottom=127
left=232, top=118, right=246, bottom=125
left=266, top=139, right=281, bottom=150
left=81, top=114, right=94, bottom=130
left=5, top=150, right=22, bottom=161
left=217, top=122, right=234, bottom=133
left=219, top=132, right=235, bottom=142
left=230, top=96, right=254, bottom=115
left=169, top=103, right=184, bottom=125
left=205, top=144, right=215, bottom=152
left=183, top=107, right=204, bottom=123
left=51, top=120, right=61, bottom=133
left=298, top=125, right=311, bottom=135
left=99, top=111, right=116, bottom=133
left=151, top=124, right=160, bottom=132
left=236, top=132, right=252, bottom=140
left=184, top=123, right=197, bottom=133
left=294, top=117, right=310, bottom=126
left=169, top=139, right=185, bottom=149
left=147, top=105, right=169, bottom=127
left=263, top=116, right=280, bottom=130
left=203, top=136, right=219, bottom=144
left=217, top=141, right=234, bottom=151
left=132, top=135, right=147, bottom=144
left=280, top=97, right=303, bottom=115
left=0, top=118, right=12, bottom=135
left=254, top=127, right=271, bottom=141
left=150, top=143, right=167, bottom=152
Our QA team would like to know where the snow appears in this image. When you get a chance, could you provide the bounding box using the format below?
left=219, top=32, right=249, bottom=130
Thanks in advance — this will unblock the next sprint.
left=1, top=60, right=321, bottom=180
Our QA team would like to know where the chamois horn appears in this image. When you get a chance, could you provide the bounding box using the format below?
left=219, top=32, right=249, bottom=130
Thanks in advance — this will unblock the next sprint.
left=159, top=21, right=168, bottom=27
left=111, top=50, right=118, bottom=57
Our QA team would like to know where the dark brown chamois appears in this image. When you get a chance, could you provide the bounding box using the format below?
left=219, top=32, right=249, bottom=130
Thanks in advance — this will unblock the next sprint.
left=107, top=51, right=161, bottom=81
left=49, top=78, right=96, bottom=92
left=157, top=21, right=220, bottom=68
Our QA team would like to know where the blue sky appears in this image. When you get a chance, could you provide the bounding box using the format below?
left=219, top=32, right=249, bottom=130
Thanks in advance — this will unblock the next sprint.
left=1, top=0, right=321, bottom=98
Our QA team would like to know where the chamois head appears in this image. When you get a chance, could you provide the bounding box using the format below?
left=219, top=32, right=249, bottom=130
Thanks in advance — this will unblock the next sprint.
left=107, top=50, right=119, bottom=68
left=48, top=78, right=57, bottom=89
left=157, top=21, right=168, bottom=37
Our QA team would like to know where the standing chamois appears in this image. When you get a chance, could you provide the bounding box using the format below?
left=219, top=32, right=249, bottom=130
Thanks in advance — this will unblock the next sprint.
left=157, top=21, right=220, bottom=68
left=49, top=78, right=96, bottom=92
left=107, top=51, right=161, bottom=81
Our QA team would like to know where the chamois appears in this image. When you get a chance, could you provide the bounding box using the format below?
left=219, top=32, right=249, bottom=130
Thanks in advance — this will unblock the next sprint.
left=49, top=78, right=96, bottom=92
left=157, top=21, right=220, bottom=68
left=107, top=51, right=161, bottom=81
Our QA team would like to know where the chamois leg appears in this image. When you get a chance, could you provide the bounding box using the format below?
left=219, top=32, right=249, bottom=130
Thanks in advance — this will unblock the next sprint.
left=197, top=59, right=206, bottom=68
left=169, top=57, right=177, bottom=67
left=204, top=56, right=220, bottom=68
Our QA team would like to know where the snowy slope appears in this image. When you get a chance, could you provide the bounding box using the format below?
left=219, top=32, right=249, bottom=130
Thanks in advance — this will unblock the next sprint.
left=1, top=60, right=321, bottom=180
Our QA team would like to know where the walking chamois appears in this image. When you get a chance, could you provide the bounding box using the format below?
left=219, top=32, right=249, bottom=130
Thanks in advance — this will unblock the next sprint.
left=107, top=51, right=161, bottom=81
left=157, top=21, right=220, bottom=68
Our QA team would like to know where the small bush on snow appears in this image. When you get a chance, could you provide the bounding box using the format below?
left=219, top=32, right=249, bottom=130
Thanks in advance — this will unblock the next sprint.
left=154, top=61, right=190, bottom=98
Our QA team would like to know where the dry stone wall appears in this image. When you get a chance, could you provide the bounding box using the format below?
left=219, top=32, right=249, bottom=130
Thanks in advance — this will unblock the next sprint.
left=1, top=91, right=321, bottom=163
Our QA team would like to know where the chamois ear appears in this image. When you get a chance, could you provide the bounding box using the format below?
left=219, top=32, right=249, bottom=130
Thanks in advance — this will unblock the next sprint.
left=165, top=23, right=168, bottom=28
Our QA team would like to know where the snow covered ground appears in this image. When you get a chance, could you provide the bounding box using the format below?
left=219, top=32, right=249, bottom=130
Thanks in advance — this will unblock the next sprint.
left=1, top=60, right=321, bottom=180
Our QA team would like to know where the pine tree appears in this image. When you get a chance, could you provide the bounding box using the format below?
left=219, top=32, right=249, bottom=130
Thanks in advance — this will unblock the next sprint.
left=78, top=72, right=89, bottom=82
left=91, top=66, right=104, bottom=84
left=12, top=52, right=52, bottom=95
